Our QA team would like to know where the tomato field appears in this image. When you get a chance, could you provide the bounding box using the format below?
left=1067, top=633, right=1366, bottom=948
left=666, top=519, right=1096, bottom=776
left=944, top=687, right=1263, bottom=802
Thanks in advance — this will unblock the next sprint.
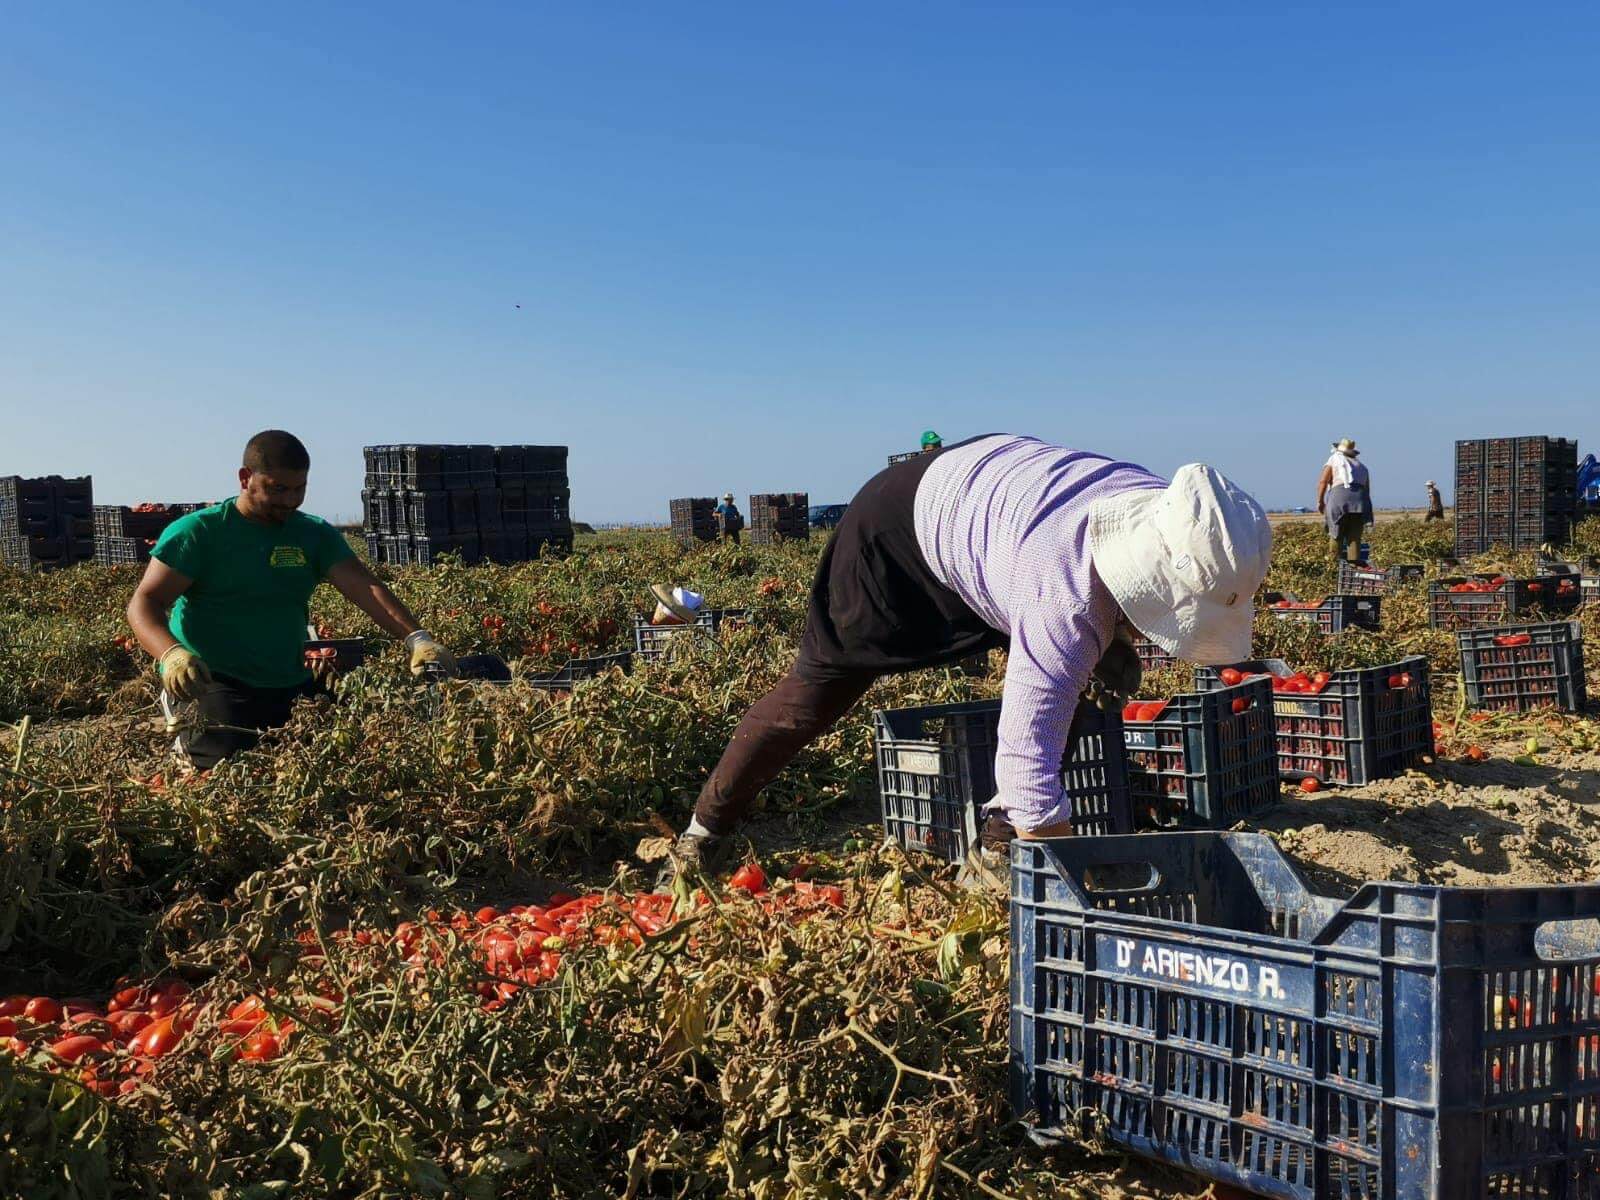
left=3, top=517, right=1600, bottom=1199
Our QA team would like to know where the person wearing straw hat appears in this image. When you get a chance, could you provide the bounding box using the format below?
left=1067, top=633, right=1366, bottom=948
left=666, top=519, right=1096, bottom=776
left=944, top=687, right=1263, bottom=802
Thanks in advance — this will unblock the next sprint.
left=1317, top=438, right=1373, bottom=563
left=656, top=434, right=1273, bottom=884
left=713, top=493, right=744, bottom=543
left=1425, top=480, right=1445, bottom=521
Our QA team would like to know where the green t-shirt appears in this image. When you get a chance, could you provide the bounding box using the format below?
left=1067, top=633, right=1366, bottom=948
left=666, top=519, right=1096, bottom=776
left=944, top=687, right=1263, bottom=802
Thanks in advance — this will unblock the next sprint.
left=152, top=498, right=356, bottom=688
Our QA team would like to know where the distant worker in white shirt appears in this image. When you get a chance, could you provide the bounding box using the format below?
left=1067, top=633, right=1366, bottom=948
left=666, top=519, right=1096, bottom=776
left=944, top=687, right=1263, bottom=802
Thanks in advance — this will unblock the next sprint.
left=1317, top=438, right=1373, bottom=563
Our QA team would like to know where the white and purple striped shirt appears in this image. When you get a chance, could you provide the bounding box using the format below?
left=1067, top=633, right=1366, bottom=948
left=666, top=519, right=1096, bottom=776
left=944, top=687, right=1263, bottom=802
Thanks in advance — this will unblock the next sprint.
left=913, top=436, right=1166, bottom=830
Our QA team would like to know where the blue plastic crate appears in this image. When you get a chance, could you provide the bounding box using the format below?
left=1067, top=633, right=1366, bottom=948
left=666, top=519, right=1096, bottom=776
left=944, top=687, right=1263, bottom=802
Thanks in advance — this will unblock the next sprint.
left=1458, top=622, right=1587, bottom=714
left=1195, top=657, right=1434, bottom=786
left=1123, top=678, right=1278, bottom=829
left=631, top=608, right=750, bottom=662
left=1269, top=594, right=1381, bottom=634
left=1011, top=832, right=1600, bottom=1199
left=873, top=698, right=1132, bottom=863
left=527, top=650, right=634, bottom=691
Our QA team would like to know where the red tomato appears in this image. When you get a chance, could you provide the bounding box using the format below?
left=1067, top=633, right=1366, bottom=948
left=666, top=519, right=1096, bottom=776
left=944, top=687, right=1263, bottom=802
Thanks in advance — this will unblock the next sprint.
left=1122, top=702, right=1142, bottom=722
left=0, top=1017, right=15, bottom=1037
left=229, top=996, right=267, bottom=1023
left=1218, top=668, right=1244, bottom=686
left=729, top=864, right=768, bottom=894
left=23, top=997, right=62, bottom=1024
left=1311, top=671, right=1331, bottom=686
left=0, top=997, right=27, bottom=1018
left=107, top=1011, right=152, bottom=1040
left=1135, top=702, right=1165, bottom=722
left=1299, top=777, right=1321, bottom=793
left=107, top=987, right=144, bottom=1014
left=238, top=1028, right=284, bottom=1062
left=1231, top=697, right=1250, bottom=715
left=1465, top=745, right=1487, bottom=762
left=50, top=1035, right=106, bottom=1063
left=474, top=906, right=500, bottom=925
left=546, top=891, right=577, bottom=906
left=130, top=1017, right=182, bottom=1058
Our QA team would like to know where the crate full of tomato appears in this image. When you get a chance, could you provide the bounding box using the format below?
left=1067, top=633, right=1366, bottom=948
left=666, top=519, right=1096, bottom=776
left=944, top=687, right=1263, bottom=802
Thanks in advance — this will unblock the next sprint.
left=1193, top=657, right=1434, bottom=787
left=1427, top=574, right=1581, bottom=631
left=1120, top=676, right=1278, bottom=829
left=1457, top=622, right=1587, bottom=714
left=1268, top=594, right=1381, bottom=634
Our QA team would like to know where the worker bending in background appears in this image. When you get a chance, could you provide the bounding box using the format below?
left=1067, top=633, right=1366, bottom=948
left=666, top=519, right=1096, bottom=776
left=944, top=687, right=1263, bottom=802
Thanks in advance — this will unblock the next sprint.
left=660, top=434, right=1273, bottom=882
left=1317, top=438, right=1373, bottom=563
left=126, top=430, right=458, bottom=769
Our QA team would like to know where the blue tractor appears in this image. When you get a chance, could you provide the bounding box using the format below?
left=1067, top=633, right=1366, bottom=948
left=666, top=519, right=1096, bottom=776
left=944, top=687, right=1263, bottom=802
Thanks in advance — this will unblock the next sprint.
left=1580, top=454, right=1599, bottom=509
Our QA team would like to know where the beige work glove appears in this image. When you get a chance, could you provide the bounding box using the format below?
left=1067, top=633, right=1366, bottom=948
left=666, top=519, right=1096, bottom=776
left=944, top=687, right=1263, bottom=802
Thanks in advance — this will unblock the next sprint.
left=406, top=630, right=458, bottom=678
left=158, top=644, right=213, bottom=701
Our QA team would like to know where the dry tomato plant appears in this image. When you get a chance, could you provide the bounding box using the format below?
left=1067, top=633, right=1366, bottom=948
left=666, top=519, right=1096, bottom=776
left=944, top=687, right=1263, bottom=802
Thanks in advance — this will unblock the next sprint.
left=2, top=519, right=1598, bottom=1199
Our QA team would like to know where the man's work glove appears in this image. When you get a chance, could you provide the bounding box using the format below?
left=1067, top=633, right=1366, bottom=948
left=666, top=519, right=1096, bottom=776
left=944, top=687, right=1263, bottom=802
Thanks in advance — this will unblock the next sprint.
left=158, top=644, right=213, bottom=701
left=406, top=630, right=458, bottom=678
left=1088, top=629, right=1143, bottom=710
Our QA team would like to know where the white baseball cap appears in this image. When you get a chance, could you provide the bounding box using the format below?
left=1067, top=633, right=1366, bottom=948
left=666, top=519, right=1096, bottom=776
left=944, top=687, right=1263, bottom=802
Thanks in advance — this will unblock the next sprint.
left=1087, top=465, right=1272, bottom=665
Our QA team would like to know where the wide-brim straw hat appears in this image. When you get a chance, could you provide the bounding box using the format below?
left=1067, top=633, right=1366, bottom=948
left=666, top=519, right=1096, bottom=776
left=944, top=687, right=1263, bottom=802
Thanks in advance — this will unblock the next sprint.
left=1332, top=439, right=1360, bottom=457
left=650, top=583, right=704, bottom=625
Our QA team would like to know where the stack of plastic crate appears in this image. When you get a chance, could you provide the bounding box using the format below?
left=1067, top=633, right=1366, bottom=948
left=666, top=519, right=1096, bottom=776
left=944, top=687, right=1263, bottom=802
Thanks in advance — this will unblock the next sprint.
left=748, top=493, right=809, bottom=545
left=1, top=475, right=94, bottom=572
left=1455, top=436, right=1578, bottom=556
left=669, top=498, right=718, bottom=546
left=93, top=503, right=209, bottom=565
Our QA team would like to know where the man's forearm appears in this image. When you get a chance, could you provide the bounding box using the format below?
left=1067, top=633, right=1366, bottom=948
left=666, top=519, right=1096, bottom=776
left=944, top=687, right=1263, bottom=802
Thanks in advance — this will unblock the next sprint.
left=349, top=579, right=423, bottom=640
left=127, top=595, right=179, bottom=659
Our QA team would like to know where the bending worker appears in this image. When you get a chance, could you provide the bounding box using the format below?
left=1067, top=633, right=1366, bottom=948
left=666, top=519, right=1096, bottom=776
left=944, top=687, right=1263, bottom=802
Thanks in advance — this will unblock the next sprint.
left=1317, top=438, right=1373, bottom=563
left=1425, top=480, right=1445, bottom=521
left=126, top=430, right=458, bottom=769
left=661, top=433, right=1272, bottom=878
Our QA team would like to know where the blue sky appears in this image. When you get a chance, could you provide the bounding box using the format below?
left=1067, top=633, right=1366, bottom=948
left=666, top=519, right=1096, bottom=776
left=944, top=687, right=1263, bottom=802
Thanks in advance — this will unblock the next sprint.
left=2, top=2, right=1597, bottom=522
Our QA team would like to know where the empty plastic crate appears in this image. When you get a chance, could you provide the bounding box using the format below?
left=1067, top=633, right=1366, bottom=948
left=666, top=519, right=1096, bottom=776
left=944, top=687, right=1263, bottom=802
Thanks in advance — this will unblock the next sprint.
left=1458, top=622, right=1587, bottom=714
left=1429, top=576, right=1579, bottom=630
left=874, top=698, right=1132, bottom=863
left=1584, top=577, right=1599, bottom=607
left=1132, top=637, right=1176, bottom=672
left=632, top=609, right=749, bottom=661
left=1123, top=678, right=1278, bottom=829
left=527, top=651, right=634, bottom=691
left=1010, top=831, right=1600, bottom=1200
left=1268, top=594, right=1381, bottom=634
left=1194, top=657, right=1434, bottom=786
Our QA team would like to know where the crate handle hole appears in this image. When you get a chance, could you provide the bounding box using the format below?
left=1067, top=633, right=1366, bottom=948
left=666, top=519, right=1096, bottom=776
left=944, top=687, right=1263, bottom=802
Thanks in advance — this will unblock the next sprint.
left=1533, top=918, right=1600, bottom=962
left=1082, top=862, right=1163, bottom=894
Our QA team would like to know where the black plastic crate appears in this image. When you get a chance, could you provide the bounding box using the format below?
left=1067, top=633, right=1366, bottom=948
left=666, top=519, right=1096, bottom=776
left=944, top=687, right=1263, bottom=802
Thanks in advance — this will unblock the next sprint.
left=401, top=489, right=450, bottom=536
left=1132, top=637, right=1176, bottom=672
left=1195, top=657, right=1434, bottom=786
left=886, top=451, right=920, bottom=465
left=360, top=489, right=396, bottom=535
left=381, top=534, right=411, bottom=565
left=303, top=638, right=367, bottom=672
left=1428, top=575, right=1579, bottom=630
left=1010, top=831, right=1600, bottom=1200
left=1123, top=678, right=1278, bottom=829
left=631, top=608, right=749, bottom=661
left=669, top=497, right=719, bottom=545
left=364, top=533, right=384, bottom=562
left=411, top=533, right=481, bottom=567
left=94, top=535, right=151, bottom=566
left=441, top=445, right=495, bottom=490
left=1458, top=622, right=1586, bottom=714
left=1335, top=561, right=1424, bottom=596
left=1268, top=594, right=1380, bottom=634
left=1584, top=576, right=1599, bottom=607
left=493, top=445, right=567, bottom=478
left=874, top=698, right=1132, bottom=863
left=527, top=651, right=634, bottom=692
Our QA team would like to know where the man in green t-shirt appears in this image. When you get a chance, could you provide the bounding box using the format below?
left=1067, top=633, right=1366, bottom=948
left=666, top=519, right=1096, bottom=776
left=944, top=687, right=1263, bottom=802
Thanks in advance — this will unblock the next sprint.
left=126, top=430, right=458, bottom=768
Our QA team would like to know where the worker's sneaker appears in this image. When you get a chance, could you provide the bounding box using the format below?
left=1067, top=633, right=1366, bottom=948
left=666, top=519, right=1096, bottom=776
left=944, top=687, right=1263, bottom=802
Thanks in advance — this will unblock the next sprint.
left=653, top=831, right=734, bottom=892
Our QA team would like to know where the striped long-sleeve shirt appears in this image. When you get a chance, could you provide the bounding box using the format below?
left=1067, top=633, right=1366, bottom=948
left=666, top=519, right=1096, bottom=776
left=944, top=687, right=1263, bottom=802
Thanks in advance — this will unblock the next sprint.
left=912, top=436, right=1165, bottom=830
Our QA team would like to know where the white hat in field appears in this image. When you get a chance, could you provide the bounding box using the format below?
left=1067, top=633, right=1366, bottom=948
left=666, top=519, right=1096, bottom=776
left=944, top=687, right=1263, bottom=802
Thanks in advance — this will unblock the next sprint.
left=1087, top=464, right=1273, bottom=666
left=1332, top=438, right=1360, bottom=457
left=650, top=583, right=705, bottom=625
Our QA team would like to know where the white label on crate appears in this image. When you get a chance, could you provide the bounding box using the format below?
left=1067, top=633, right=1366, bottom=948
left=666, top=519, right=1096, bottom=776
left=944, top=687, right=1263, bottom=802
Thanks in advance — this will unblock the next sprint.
left=1108, top=935, right=1288, bottom=1001
left=897, top=748, right=943, bottom=775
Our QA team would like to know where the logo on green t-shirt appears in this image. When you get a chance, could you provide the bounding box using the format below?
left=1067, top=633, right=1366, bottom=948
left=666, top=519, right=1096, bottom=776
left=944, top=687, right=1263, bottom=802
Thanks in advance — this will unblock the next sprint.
left=270, top=545, right=308, bottom=568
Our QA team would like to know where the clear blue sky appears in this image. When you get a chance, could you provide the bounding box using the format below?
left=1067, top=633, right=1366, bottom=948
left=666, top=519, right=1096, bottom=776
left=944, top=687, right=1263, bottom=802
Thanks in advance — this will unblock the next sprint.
left=3, top=3, right=1597, bottom=522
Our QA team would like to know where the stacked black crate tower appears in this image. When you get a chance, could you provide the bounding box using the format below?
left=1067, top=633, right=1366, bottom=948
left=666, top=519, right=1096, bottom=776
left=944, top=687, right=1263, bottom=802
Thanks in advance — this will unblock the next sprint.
left=1455, top=437, right=1578, bottom=558
left=669, top=498, right=719, bottom=546
left=361, top=445, right=571, bottom=565
left=0, top=475, right=94, bottom=571
left=93, top=504, right=209, bottom=565
left=748, top=493, right=809, bottom=546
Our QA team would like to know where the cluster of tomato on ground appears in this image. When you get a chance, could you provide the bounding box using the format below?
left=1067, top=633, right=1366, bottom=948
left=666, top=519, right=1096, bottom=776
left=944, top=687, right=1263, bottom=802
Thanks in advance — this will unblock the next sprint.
left=1, top=867, right=842, bottom=1098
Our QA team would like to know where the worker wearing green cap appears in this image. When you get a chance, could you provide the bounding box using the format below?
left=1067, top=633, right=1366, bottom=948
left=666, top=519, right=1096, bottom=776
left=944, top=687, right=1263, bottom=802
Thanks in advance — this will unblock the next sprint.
left=920, top=430, right=942, bottom=452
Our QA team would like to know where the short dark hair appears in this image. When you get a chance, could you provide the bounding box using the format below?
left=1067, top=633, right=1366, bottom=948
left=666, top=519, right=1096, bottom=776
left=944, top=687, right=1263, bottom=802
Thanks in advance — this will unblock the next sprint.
left=243, top=430, right=310, bottom=473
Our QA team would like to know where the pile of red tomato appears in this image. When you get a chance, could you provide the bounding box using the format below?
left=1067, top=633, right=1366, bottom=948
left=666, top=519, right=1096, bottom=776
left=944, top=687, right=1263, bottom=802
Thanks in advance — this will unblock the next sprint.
left=1492, top=633, right=1533, bottom=648
left=1271, top=599, right=1326, bottom=610
left=1448, top=577, right=1511, bottom=594
left=1121, top=700, right=1169, bottom=722
left=1, top=873, right=843, bottom=1096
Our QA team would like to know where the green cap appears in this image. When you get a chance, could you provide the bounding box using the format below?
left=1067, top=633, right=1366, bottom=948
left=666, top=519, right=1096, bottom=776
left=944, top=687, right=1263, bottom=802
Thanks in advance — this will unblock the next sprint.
left=920, top=429, right=942, bottom=449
